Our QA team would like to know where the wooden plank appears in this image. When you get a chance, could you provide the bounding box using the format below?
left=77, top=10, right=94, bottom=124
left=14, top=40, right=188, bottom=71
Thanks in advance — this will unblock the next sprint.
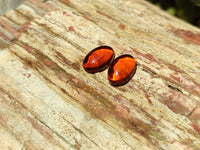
left=0, top=0, right=200, bottom=149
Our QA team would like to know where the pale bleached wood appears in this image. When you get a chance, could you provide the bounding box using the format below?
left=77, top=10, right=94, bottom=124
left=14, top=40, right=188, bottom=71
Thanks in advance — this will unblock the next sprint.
left=0, top=0, right=200, bottom=149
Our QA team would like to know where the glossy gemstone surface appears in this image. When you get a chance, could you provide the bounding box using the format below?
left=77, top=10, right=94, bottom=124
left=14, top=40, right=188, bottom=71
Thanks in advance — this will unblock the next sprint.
left=83, top=46, right=115, bottom=73
left=108, top=55, right=137, bottom=86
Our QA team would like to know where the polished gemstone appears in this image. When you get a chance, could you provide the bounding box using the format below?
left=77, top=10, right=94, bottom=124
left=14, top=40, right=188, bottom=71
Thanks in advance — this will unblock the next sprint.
left=108, top=54, right=137, bottom=86
left=83, top=46, right=115, bottom=73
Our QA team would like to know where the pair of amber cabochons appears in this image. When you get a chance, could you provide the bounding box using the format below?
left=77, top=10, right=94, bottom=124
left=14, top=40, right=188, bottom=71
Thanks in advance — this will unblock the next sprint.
left=83, top=46, right=137, bottom=86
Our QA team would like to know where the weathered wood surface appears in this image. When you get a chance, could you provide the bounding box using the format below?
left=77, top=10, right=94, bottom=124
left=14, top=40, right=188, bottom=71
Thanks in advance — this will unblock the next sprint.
left=0, top=0, right=200, bottom=149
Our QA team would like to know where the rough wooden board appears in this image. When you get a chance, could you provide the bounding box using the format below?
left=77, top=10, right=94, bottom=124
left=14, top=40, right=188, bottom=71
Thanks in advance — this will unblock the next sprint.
left=0, top=0, right=200, bottom=149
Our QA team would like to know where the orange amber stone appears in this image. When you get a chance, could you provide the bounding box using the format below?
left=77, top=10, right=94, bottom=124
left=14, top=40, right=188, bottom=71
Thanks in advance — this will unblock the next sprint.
left=108, top=55, right=137, bottom=86
left=83, top=46, right=115, bottom=74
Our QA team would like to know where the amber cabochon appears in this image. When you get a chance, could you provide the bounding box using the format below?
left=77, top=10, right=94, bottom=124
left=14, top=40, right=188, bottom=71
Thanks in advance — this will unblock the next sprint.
left=83, top=46, right=115, bottom=74
left=108, top=54, right=137, bottom=86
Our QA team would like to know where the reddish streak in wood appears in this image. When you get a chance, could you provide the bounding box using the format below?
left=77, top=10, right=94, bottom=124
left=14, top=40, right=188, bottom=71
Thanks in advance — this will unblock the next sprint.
left=0, top=19, right=18, bottom=33
left=145, top=94, right=153, bottom=105
left=170, top=28, right=200, bottom=46
left=108, top=55, right=137, bottom=86
left=83, top=46, right=115, bottom=74
left=118, top=23, right=125, bottom=30
left=191, top=122, right=200, bottom=135
left=96, top=10, right=117, bottom=21
left=69, top=26, right=75, bottom=32
left=59, top=0, right=70, bottom=5
left=0, top=31, right=10, bottom=42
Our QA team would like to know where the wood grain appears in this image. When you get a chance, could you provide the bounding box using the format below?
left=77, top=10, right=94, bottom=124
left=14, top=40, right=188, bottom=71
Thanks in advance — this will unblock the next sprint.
left=0, top=0, right=200, bottom=149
